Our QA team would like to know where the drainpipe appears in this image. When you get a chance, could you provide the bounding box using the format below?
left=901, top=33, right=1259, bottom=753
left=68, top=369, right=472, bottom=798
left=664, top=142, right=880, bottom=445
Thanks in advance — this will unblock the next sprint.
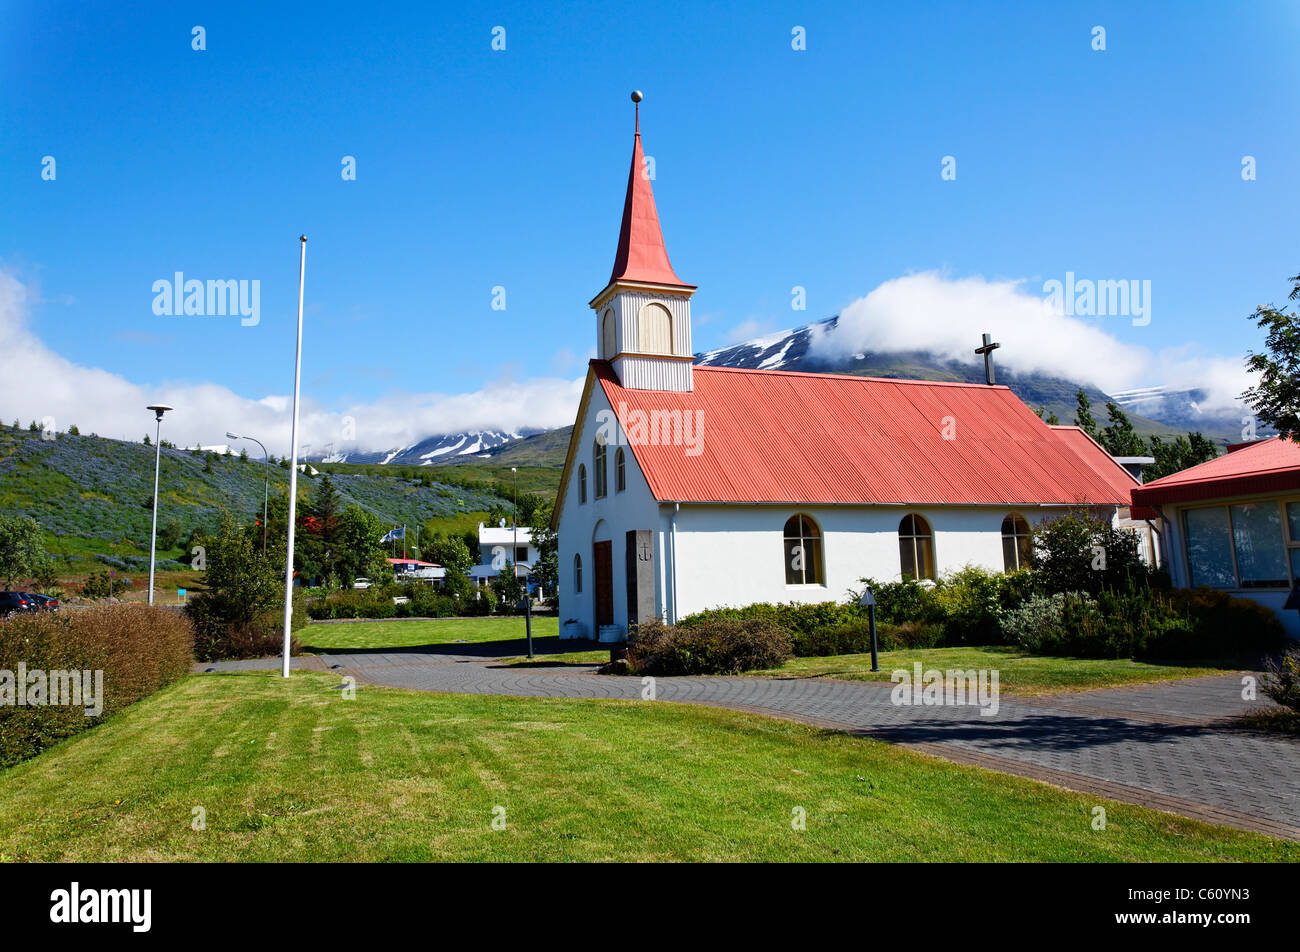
left=1144, top=518, right=1164, bottom=571
left=670, top=503, right=679, bottom=625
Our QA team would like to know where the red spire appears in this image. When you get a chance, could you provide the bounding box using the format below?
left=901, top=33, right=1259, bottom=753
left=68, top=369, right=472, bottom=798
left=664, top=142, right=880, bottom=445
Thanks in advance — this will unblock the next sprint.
left=608, top=100, right=690, bottom=288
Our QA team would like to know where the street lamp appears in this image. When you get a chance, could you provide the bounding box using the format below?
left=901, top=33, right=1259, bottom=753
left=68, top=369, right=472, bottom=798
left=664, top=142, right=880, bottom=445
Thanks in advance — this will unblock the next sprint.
left=859, top=585, right=880, bottom=672
left=146, top=404, right=173, bottom=606
left=227, top=431, right=270, bottom=555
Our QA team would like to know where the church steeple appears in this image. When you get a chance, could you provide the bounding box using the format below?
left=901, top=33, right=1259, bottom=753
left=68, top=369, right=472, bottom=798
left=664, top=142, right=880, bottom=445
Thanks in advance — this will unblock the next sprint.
left=589, top=91, right=696, bottom=393
left=608, top=93, right=690, bottom=288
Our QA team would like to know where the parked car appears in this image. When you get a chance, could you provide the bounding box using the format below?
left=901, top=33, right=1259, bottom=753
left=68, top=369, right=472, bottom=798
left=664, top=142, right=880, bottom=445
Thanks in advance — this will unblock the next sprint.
left=28, top=593, right=59, bottom=612
left=353, top=578, right=371, bottom=590
left=0, top=591, right=38, bottom=618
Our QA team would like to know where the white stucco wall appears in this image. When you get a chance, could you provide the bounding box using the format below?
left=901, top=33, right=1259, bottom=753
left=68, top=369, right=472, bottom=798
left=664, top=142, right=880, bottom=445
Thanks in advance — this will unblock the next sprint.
left=666, top=503, right=1091, bottom=618
left=556, top=384, right=663, bottom=639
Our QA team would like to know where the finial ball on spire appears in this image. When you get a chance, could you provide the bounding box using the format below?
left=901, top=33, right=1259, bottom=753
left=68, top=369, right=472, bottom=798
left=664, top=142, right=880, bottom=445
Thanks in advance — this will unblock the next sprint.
left=631, top=90, right=643, bottom=103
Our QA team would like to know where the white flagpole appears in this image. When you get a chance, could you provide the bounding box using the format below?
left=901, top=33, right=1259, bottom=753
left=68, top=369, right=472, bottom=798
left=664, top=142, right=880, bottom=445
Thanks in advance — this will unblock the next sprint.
left=282, top=235, right=307, bottom=679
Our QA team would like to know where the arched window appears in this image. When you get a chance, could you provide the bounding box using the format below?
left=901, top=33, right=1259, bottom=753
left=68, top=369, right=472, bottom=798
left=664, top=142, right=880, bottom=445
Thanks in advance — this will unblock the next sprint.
left=578, top=464, right=587, bottom=504
left=593, top=436, right=608, bottom=498
left=899, top=514, right=935, bottom=581
left=638, top=302, right=674, bottom=354
left=601, top=309, right=616, bottom=358
left=573, top=553, right=583, bottom=593
left=615, top=448, right=626, bottom=492
left=1001, top=514, right=1032, bottom=572
left=783, top=514, right=824, bottom=585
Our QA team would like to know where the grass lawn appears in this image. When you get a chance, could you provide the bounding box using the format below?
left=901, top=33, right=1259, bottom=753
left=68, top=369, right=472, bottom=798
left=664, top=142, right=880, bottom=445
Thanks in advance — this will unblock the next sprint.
left=748, top=646, right=1249, bottom=696
left=0, top=671, right=1293, bottom=862
left=301, top=615, right=558, bottom=652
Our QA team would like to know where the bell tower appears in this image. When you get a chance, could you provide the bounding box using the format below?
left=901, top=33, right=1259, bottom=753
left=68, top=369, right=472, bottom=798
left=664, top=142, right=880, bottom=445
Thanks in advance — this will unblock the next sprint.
left=589, top=91, right=696, bottom=392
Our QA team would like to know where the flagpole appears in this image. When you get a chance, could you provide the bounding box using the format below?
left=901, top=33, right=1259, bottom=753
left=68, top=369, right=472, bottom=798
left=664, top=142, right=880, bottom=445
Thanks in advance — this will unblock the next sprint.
left=281, top=235, right=307, bottom=679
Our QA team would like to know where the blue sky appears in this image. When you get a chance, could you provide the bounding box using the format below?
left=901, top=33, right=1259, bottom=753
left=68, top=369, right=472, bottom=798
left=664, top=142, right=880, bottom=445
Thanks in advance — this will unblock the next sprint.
left=1, top=1, right=1297, bottom=451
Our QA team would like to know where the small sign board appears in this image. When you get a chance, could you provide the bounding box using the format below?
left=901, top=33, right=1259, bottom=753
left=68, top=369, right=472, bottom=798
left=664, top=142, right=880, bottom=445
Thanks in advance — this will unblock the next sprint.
left=177, top=588, right=187, bottom=604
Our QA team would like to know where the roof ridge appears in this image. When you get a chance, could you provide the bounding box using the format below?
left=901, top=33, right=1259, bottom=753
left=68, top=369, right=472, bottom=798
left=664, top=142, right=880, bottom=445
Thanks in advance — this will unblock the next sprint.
left=692, top=364, right=1012, bottom=390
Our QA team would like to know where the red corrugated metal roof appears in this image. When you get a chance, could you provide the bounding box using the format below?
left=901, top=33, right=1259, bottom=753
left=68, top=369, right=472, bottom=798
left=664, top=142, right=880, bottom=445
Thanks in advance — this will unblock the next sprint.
left=594, top=363, right=1137, bottom=505
left=1131, top=436, right=1300, bottom=509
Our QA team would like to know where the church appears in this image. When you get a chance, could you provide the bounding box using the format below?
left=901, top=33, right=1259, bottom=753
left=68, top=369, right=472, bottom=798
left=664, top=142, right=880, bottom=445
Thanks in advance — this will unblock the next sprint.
left=553, top=94, right=1139, bottom=642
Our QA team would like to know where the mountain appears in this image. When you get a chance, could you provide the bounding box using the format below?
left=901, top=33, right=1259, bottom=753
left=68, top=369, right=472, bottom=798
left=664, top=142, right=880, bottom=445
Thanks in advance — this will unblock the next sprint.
left=0, top=426, right=513, bottom=576
left=696, top=316, right=1240, bottom=444
left=302, top=430, right=527, bottom=466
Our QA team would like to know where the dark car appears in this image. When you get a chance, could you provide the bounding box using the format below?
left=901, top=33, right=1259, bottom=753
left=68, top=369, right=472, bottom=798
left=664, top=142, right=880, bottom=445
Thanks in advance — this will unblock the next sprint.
left=28, top=593, right=59, bottom=612
left=0, top=591, right=38, bottom=618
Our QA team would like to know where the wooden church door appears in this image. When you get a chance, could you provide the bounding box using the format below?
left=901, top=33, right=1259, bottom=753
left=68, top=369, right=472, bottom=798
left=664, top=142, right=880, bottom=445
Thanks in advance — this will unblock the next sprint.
left=593, top=540, right=613, bottom=630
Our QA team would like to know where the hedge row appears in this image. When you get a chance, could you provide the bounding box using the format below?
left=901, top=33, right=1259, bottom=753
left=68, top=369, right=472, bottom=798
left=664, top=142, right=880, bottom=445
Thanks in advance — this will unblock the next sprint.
left=0, top=604, right=194, bottom=767
left=306, top=586, right=496, bottom=620
left=676, top=572, right=1284, bottom=664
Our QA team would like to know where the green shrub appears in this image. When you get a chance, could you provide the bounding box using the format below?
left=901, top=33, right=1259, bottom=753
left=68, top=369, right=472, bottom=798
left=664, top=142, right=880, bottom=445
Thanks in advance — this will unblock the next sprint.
left=889, top=620, right=948, bottom=650
left=933, top=566, right=1007, bottom=644
left=1000, top=592, right=1099, bottom=654
left=628, top=618, right=792, bottom=675
left=185, top=513, right=307, bottom=661
left=1001, top=585, right=1286, bottom=659
left=793, top=621, right=888, bottom=656
left=1030, top=511, right=1153, bottom=596
left=855, top=579, right=947, bottom=627
left=80, top=568, right=129, bottom=599
left=465, top=588, right=497, bottom=617
left=1263, top=645, right=1300, bottom=713
left=679, top=601, right=854, bottom=637
left=0, top=604, right=193, bottom=767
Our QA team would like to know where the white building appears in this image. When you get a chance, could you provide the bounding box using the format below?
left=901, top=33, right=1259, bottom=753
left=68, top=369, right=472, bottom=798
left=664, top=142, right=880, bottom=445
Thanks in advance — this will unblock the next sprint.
left=470, top=521, right=539, bottom=590
left=553, top=99, right=1138, bottom=642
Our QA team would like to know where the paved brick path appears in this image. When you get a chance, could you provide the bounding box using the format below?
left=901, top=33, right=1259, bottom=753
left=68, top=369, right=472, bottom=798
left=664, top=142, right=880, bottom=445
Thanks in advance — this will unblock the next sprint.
left=197, top=647, right=1300, bottom=840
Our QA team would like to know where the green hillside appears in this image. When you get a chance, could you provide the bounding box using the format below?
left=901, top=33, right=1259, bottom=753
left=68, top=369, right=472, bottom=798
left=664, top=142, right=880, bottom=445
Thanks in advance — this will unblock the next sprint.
left=0, top=426, right=513, bottom=577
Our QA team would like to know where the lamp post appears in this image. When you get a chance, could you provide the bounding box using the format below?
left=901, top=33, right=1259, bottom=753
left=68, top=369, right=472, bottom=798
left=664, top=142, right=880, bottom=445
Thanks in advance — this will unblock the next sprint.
left=145, top=404, right=173, bottom=606
left=859, top=585, right=880, bottom=672
left=281, top=235, right=307, bottom=679
left=227, top=431, right=269, bottom=555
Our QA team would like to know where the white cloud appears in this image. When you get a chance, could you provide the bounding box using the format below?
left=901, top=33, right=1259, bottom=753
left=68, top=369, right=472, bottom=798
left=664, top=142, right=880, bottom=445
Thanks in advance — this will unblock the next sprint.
left=0, top=269, right=584, bottom=455
left=811, top=271, right=1250, bottom=414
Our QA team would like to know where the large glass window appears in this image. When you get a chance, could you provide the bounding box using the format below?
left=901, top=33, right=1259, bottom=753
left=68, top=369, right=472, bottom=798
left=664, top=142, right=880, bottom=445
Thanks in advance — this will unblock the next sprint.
left=1230, top=502, right=1289, bottom=587
left=783, top=514, right=824, bottom=585
left=1001, top=514, right=1032, bottom=572
left=899, top=514, right=936, bottom=581
left=1184, top=506, right=1237, bottom=588
left=1184, top=501, right=1297, bottom=589
left=593, top=437, right=608, bottom=498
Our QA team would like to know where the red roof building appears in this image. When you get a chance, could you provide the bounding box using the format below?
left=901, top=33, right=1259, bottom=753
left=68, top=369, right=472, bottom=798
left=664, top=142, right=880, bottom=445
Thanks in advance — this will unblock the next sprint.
left=554, top=96, right=1147, bottom=641
left=1129, top=437, right=1300, bottom=635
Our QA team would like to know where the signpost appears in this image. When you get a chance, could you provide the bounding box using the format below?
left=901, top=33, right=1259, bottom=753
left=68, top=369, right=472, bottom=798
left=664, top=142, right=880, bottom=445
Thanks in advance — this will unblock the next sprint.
left=859, top=585, right=880, bottom=672
left=520, top=594, right=534, bottom=660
